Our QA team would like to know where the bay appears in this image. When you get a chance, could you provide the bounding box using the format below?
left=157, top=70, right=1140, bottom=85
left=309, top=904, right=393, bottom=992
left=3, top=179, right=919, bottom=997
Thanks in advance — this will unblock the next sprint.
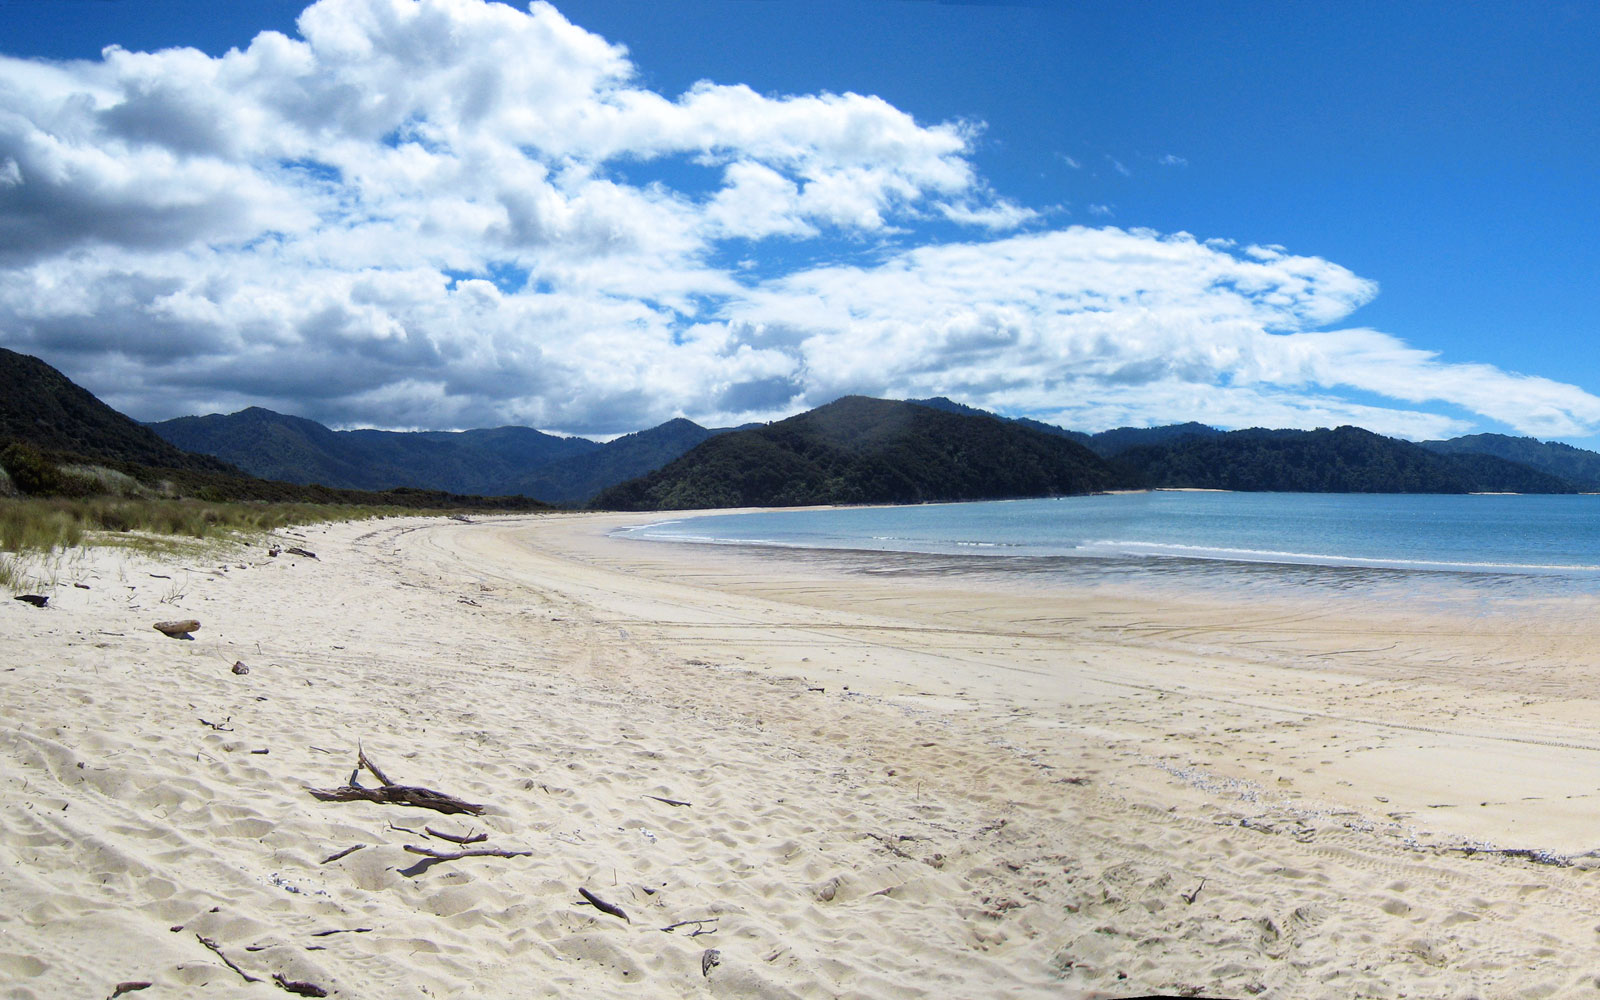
left=617, top=492, right=1600, bottom=604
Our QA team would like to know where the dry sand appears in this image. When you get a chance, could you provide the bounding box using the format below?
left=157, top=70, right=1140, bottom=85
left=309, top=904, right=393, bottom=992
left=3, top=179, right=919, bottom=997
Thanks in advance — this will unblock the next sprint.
left=6, top=511, right=1600, bottom=998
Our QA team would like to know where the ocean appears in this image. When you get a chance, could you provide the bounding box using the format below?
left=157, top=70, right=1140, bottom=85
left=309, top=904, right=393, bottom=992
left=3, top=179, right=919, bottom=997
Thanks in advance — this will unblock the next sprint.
left=617, top=492, right=1600, bottom=606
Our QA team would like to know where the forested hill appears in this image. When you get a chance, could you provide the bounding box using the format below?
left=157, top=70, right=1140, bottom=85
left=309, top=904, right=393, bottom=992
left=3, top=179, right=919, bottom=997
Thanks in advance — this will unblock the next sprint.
left=1419, top=433, right=1600, bottom=491
left=590, top=396, right=1129, bottom=510
left=0, top=348, right=234, bottom=474
left=1116, top=426, right=1579, bottom=494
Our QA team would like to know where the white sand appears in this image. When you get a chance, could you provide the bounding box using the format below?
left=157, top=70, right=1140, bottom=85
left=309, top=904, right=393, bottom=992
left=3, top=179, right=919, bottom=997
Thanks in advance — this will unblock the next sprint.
left=5, top=511, right=1600, bottom=998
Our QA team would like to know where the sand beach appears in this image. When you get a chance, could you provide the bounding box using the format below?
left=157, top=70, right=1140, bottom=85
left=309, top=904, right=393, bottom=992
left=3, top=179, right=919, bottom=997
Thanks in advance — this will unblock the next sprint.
left=6, top=511, right=1600, bottom=999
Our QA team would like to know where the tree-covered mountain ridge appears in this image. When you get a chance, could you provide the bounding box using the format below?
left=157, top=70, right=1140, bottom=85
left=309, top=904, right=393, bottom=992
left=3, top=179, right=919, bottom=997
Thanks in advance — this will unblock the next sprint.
left=10, top=347, right=1599, bottom=507
left=593, top=402, right=1596, bottom=510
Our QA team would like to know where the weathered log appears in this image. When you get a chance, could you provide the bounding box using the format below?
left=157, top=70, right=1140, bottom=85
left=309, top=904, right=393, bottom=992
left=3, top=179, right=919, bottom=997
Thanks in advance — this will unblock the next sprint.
left=306, top=783, right=484, bottom=815
left=154, top=619, right=200, bottom=638
left=13, top=594, right=48, bottom=608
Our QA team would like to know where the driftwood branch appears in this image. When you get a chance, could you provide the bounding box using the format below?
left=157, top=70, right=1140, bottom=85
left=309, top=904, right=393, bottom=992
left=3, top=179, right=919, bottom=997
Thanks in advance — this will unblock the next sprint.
left=196, top=934, right=258, bottom=984
left=272, top=973, right=329, bottom=997
left=306, top=745, right=484, bottom=815
left=425, top=826, right=488, bottom=844
left=578, top=887, right=630, bottom=923
left=357, top=743, right=394, bottom=786
left=402, top=844, right=532, bottom=861
left=319, top=844, right=366, bottom=865
left=306, top=783, right=484, bottom=815
left=661, top=918, right=719, bottom=936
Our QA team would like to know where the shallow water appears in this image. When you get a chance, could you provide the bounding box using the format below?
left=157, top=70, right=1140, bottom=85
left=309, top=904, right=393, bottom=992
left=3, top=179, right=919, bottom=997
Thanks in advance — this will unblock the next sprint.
left=618, top=492, right=1600, bottom=612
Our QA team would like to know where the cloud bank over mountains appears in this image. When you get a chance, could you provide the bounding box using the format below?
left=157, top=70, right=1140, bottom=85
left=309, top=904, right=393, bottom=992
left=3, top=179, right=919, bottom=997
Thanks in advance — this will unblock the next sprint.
left=1, top=0, right=1596, bottom=438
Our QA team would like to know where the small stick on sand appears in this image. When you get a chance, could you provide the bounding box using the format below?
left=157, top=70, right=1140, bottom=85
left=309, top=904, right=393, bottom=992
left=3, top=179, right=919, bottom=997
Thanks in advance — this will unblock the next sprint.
left=319, top=844, right=366, bottom=864
left=198, top=717, right=233, bottom=732
left=272, top=972, right=330, bottom=996
left=1182, top=878, right=1207, bottom=905
left=661, top=918, right=719, bottom=936
left=424, top=826, right=488, bottom=844
left=195, top=934, right=259, bottom=984
left=645, top=795, right=692, bottom=808
left=577, top=887, right=630, bottom=922
left=356, top=742, right=395, bottom=786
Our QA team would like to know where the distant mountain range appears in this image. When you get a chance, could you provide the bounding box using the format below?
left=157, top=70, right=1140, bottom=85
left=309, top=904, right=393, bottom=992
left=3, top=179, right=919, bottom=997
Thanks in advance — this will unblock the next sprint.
left=8, top=346, right=1600, bottom=509
left=147, top=407, right=738, bottom=504
left=0, top=348, right=547, bottom=509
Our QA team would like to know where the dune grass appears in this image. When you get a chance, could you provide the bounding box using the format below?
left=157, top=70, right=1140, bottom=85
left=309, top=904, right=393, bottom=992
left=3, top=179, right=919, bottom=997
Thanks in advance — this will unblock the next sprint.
left=0, top=497, right=416, bottom=560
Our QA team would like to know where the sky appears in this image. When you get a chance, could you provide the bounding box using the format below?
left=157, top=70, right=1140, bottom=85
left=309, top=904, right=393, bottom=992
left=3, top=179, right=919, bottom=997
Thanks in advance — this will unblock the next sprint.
left=1, top=0, right=1598, bottom=443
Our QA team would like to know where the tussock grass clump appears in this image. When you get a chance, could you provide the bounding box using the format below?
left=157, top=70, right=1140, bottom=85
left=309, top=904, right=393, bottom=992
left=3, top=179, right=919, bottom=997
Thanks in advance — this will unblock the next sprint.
left=0, top=553, right=22, bottom=589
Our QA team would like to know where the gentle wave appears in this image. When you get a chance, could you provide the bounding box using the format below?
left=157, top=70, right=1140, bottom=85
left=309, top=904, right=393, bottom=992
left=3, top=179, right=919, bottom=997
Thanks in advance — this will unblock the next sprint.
left=1074, top=539, right=1600, bottom=574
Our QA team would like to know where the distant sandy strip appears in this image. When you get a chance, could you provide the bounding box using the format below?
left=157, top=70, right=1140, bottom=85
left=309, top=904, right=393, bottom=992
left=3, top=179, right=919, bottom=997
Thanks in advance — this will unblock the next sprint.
left=6, top=510, right=1600, bottom=998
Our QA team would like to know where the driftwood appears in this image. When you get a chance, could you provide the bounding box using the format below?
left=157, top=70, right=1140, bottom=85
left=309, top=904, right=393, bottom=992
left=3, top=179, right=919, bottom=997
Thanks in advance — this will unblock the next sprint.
left=232, top=661, right=251, bottom=675
left=425, top=826, right=487, bottom=844
left=272, top=973, right=329, bottom=997
left=661, top=918, right=718, bottom=936
left=307, top=783, right=483, bottom=815
left=196, top=934, right=258, bottom=984
left=283, top=547, right=318, bottom=560
left=645, top=795, right=692, bottom=808
left=109, top=983, right=152, bottom=998
left=154, top=619, right=200, bottom=638
left=319, top=844, right=367, bottom=864
left=702, top=948, right=722, bottom=977
left=403, top=844, right=532, bottom=861
left=578, top=887, right=630, bottom=923
left=306, top=745, right=484, bottom=815
left=13, top=594, right=48, bottom=608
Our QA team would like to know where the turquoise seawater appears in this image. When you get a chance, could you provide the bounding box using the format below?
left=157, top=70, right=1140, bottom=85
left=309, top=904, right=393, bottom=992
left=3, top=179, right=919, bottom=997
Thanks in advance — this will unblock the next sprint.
left=618, top=492, right=1600, bottom=602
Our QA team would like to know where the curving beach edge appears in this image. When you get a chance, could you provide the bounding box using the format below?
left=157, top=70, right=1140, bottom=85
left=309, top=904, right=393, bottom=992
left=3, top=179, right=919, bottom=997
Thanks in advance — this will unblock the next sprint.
left=6, top=512, right=1600, bottom=998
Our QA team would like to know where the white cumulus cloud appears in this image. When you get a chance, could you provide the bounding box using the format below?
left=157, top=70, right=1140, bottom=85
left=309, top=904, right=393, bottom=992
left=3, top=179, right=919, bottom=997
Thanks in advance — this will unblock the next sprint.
left=0, top=0, right=1595, bottom=442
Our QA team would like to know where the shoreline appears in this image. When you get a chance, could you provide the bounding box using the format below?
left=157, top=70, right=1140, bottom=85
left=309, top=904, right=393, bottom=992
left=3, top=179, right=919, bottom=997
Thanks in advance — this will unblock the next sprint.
left=6, top=511, right=1600, bottom=997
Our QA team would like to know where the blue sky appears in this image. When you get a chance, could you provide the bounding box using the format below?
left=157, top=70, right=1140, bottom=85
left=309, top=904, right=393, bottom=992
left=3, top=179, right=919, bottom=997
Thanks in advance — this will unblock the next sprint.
left=1, top=0, right=1597, bottom=443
